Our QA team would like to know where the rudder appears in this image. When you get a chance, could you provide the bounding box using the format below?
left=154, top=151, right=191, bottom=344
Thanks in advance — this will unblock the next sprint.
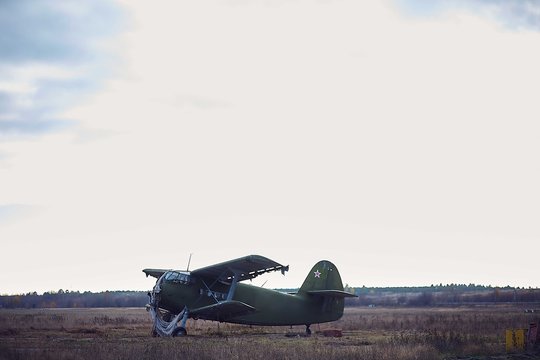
left=298, top=260, right=345, bottom=294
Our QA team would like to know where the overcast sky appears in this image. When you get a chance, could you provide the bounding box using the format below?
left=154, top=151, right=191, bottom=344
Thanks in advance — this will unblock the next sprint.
left=1, top=0, right=539, bottom=294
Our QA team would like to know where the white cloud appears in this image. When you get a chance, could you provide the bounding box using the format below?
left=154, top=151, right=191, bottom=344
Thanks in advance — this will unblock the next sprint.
left=0, top=0, right=126, bottom=137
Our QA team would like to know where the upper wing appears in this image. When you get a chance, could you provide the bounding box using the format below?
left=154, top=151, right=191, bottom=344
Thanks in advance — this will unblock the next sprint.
left=142, top=268, right=169, bottom=279
left=191, top=255, right=288, bottom=282
left=190, top=300, right=256, bottom=321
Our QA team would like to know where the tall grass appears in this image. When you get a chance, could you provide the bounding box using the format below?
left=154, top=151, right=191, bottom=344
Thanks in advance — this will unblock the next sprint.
left=0, top=306, right=538, bottom=359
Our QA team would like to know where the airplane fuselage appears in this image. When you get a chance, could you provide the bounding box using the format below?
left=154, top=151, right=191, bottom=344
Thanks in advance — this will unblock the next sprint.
left=143, top=256, right=355, bottom=336
left=158, top=276, right=344, bottom=326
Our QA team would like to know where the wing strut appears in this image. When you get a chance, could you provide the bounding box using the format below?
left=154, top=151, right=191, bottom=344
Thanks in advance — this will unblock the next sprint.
left=226, top=269, right=241, bottom=301
left=201, top=279, right=220, bottom=303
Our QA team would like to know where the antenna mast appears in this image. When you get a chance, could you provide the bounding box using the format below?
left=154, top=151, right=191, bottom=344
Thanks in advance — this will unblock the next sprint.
left=186, top=253, right=193, bottom=271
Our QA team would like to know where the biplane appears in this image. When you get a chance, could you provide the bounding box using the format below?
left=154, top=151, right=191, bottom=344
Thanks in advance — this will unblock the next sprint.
left=143, top=255, right=356, bottom=336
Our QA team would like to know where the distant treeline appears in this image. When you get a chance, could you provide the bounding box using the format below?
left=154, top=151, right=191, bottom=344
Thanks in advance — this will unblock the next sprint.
left=1, top=285, right=539, bottom=309
left=0, top=290, right=147, bottom=309
left=344, top=284, right=540, bottom=307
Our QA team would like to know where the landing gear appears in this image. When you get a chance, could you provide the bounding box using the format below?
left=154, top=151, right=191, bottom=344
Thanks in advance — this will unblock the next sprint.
left=173, top=309, right=189, bottom=337
left=172, top=327, right=187, bottom=337
left=148, top=306, right=189, bottom=337
left=305, top=325, right=312, bottom=336
left=147, top=277, right=190, bottom=337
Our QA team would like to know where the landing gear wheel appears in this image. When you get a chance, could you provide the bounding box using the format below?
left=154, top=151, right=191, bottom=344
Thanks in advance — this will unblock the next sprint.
left=172, top=327, right=187, bottom=337
left=305, top=325, right=311, bottom=336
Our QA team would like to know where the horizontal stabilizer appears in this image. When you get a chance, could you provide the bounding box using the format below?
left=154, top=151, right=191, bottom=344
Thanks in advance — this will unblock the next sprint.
left=190, top=300, right=256, bottom=321
left=143, top=268, right=169, bottom=279
left=307, top=290, right=357, bottom=298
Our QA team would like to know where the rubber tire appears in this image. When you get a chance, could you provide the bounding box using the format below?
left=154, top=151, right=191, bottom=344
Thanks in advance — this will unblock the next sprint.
left=172, top=327, right=187, bottom=337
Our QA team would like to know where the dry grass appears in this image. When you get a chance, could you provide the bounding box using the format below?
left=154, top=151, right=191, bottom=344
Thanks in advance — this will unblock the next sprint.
left=0, top=306, right=539, bottom=359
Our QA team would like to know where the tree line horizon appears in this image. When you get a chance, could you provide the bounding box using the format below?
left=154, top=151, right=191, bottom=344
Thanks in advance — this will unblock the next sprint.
left=1, top=284, right=539, bottom=309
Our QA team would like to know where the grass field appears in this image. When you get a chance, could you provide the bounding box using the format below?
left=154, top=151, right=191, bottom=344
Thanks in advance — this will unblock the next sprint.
left=1, top=306, right=539, bottom=359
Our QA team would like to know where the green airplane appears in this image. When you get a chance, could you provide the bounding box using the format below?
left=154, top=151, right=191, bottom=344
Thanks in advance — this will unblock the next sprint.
left=143, top=255, right=356, bottom=337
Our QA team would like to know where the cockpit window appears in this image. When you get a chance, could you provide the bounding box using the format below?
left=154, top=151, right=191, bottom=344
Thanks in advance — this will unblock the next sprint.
left=164, top=271, right=191, bottom=284
left=164, top=272, right=176, bottom=281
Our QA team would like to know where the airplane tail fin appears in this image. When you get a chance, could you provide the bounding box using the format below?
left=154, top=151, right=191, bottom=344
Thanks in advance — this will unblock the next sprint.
left=298, top=260, right=354, bottom=297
